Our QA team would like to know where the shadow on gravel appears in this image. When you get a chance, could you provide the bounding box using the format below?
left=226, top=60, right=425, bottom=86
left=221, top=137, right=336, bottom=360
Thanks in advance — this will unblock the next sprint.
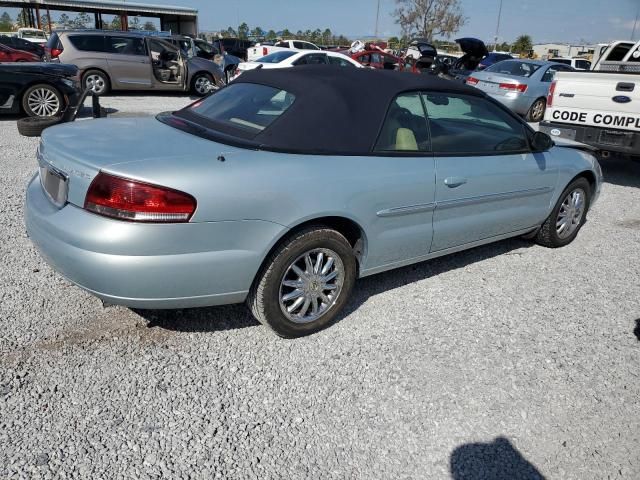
left=134, top=238, right=530, bottom=334
left=634, top=319, right=640, bottom=341
left=450, top=437, right=546, bottom=480
left=336, top=237, right=532, bottom=323
left=134, top=304, right=260, bottom=333
left=599, top=156, right=640, bottom=189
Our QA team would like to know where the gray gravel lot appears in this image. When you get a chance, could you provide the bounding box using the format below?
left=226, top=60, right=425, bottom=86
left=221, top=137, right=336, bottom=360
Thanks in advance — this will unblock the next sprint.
left=1, top=93, right=639, bottom=479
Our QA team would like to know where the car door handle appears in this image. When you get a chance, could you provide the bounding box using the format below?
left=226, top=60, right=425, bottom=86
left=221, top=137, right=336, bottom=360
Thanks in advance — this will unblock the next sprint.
left=444, top=177, right=467, bottom=188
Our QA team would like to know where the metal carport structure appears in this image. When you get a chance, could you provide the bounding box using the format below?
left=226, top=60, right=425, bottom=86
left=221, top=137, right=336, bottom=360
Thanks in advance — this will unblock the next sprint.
left=0, top=0, right=198, bottom=35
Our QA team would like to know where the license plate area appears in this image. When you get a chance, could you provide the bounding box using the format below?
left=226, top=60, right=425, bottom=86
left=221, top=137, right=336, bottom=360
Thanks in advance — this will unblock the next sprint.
left=39, top=165, right=68, bottom=207
left=598, top=130, right=634, bottom=147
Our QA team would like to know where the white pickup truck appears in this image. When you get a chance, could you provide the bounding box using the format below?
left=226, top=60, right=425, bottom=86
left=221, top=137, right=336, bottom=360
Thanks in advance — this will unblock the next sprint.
left=539, top=69, right=640, bottom=158
left=247, top=40, right=320, bottom=62
left=0, top=28, right=48, bottom=44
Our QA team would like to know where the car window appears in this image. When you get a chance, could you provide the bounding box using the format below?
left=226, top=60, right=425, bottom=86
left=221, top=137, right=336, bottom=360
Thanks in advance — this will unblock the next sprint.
left=605, top=43, right=633, bottom=61
left=292, top=41, right=318, bottom=50
left=294, top=53, right=327, bottom=65
left=551, top=58, right=571, bottom=65
left=106, top=36, right=146, bottom=55
left=374, top=93, right=429, bottom=153
left=424, top=93, right=529, bottom=154
left=485, top=60, right=541, bottom=77
left=328, top=56, right=355, bottom=67
left=575, top=60, right=591, bottom=69
left=188, top=83, right=295, bottom=135
left=359, top=54, right=371, bottom=64
left=370, top=53, right=382, bottom=63
left=68, top=35, right=105, bottom=52
left=542, top=66, right=561, bottom=82
left=258, top=50, right=297, bottom=63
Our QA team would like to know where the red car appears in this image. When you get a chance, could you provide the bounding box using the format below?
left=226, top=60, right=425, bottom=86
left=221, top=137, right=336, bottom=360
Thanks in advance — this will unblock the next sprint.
left=348, top=50, right=409, bottom=71
left=0, top=44, right=40, bottom=62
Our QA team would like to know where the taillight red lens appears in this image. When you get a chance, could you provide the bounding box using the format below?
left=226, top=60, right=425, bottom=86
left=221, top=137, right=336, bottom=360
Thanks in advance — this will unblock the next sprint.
left=547, top=80, right=556, bottom=107
left=50, top=47, right=63, bottom=58
left=262, top=47, right=268, bottom=56
left=499, top=83, right=528, bottom=93
left=84, top=172, right=196, bottom=223
left=466, top=76, right=479, bottom=86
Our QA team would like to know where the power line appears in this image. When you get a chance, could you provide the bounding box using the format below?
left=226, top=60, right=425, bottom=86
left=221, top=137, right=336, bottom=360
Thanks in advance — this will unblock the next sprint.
left=374, top=0, right=381, bottom=38
left=632, top=3, right=639, bottom=41
left=494, top=0, right=503, bottom=50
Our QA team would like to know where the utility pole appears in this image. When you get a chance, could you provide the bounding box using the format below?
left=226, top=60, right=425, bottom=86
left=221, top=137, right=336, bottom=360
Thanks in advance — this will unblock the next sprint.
left=632, top=3, right=639, bottom=41
left=494, top=0, right=503, bottom=51
left=375, top=0, right=380, bottom=38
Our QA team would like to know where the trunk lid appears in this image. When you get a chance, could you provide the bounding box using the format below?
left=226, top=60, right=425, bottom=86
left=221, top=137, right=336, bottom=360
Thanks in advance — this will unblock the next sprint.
left=38, top=116, right=244, bottom=208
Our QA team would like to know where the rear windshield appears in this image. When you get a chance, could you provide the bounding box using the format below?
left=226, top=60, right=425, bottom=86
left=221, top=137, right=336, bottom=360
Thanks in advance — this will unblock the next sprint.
left=186, top=83, right=295, bottom=135
left=551, top=58, right=571, bottom=65
left=258, top=51, right=297, bottom=63
left=485, top=60, right=541, bottom=77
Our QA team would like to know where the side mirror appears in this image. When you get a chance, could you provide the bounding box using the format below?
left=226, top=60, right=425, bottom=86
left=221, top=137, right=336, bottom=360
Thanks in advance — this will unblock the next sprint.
left=531, top=131, right=553, bottom=152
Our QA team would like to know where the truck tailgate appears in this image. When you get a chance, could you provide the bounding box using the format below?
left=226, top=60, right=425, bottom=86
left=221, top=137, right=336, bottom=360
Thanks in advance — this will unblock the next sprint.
left=546, top=72, right=640, bottom=132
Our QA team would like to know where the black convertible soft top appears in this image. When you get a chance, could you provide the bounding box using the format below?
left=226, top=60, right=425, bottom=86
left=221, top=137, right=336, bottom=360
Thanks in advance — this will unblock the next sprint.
left=236, top=65, right=482, bottom=154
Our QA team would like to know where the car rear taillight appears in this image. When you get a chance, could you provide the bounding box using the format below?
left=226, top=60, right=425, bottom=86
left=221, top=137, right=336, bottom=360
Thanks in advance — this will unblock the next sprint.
left=47, top=46, right=63, bottom=58
left=466, top=76, right=479, bottom=86
left=0, top=51, right=7, bottom=60
left=547, top=80, right=557, bottom=107
left=499, top=83, right=528, bottom=93
left=84, top=172, right=196, bottom=223
left=262, top=46, right=268, bottom=56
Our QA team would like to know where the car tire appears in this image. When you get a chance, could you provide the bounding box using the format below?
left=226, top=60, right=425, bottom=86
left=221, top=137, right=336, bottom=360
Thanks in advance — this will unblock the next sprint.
left=535, top=177, right=591, bottom=248
left=191, top=72, right=214, bottom=96
left=82, top=69, right=110, bottom=96
left=21, top=84, right=64, bottom=118
left=17, top=116, right=64, bottom=137
left=247, top=227, right=357, bottom=338
left=526, top=98, right=546, bottom=123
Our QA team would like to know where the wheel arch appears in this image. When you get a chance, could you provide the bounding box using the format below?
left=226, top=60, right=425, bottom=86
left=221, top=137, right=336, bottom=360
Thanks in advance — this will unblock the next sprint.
left=251, top=215, right=369, bottom=288
left=574, top=170, right=597, bottom=199
left=81, top=67, right=112, bottom=87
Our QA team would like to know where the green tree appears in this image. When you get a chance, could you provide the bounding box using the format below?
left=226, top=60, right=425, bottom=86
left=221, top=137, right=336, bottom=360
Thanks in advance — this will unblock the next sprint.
left=58, top=13, right=71, bottom=29
left=16, top=9, right=28, bottom=28
left=225, top=26, right=236, bottom=37
left=238, top=22, right=249, bottom=39
left=109, top=16, right=121, bottom=30
left=512, top=34, right=533, bottom=56
left=40, top=14, right=52, bottom=33
left=394, top=0, right=466, bottom=40
left=143, top=21, right=156, bottom=31
left=251, top=26, right=263, bottom=38
left=0, top=12, right=12, bottom=31
left=336, top=35, right=350, bottom=46
left=497, top=41, right=511, bottom=52
left=129, top=16, right=141, bottom=30
left=322, top=28, right=332, bottom=45
left=73, top=12, right=91, bottom=29
left=266, top=29, right=277, bottom=41
left=281, top=28, right=292, bottom=38
left=387, top=36, right=400, bottom=48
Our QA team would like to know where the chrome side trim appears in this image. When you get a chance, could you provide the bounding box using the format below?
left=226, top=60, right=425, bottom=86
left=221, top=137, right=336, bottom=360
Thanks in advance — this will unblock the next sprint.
left=376, top=202, right=436, bottom=218
left=437, top=186, right=553, bottom=210
left=0, top=95, right=15, bottom=109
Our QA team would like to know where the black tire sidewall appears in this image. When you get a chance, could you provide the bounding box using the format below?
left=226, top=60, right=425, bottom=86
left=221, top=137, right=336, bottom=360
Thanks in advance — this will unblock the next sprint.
left=547, top=178, right=591, bottom=247
left=82, top=70, right=110, bottom=96
left=256, top=230, right=357, bottom=338
left=17, top=116, right=63, bottom=137
left=21, top=84, right=64, bottom=117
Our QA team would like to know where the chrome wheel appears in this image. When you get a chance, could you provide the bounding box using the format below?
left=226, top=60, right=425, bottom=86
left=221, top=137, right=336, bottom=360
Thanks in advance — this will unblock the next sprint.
left=556, top=188, right=586, bottom=239
left=194, top=75, right=212, bottom=95
left=530, top=99, right=546, bottom=122
left=279, top=249, right=344, bottom=324
left=27, top=87, right=60, bottom=117
left=85, top=74, right=106, bottom=94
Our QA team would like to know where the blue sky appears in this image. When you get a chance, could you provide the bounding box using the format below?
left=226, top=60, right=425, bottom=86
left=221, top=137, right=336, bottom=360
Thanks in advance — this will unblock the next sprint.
left=1, top=0, right=638, bottom=44
left=145, top=0, right=638, bottom=44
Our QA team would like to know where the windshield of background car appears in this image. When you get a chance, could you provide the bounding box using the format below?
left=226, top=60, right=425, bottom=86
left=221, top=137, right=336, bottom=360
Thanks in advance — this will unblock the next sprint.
left=186, top=83, right=295, bottom=135
left=485, top=60, right=541, bottom=77
left=258, top=51, right=297, bottom=63
left=22, top=30, right=46, bottom=39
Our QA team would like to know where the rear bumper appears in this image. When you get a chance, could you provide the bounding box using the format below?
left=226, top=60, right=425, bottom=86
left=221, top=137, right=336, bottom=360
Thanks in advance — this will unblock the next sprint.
left=540, top=121, right=640, bottom=156
left=25, top=174, right=285, bottom=309
left=486, top=92, right=533, bottom=116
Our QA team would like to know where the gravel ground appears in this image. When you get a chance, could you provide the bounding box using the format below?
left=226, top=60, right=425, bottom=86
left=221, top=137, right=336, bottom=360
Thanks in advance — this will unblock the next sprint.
left=1, top=94, right=639, bottom=479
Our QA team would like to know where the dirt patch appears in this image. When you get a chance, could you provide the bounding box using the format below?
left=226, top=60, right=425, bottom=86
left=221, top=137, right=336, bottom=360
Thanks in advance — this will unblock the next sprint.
left=618, top=219, right=640, bottom=230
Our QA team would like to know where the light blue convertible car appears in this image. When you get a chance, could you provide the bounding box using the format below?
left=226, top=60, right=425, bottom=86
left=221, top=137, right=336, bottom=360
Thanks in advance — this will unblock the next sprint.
left=26, top=66, right=602, bottom=337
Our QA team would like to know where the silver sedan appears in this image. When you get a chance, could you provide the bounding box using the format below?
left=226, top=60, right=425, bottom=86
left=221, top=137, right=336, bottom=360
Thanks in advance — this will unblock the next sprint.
left=466, top=59, right=574, bottom=122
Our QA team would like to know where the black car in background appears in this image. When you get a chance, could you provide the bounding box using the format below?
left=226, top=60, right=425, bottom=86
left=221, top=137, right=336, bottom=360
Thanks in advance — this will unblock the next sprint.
left=213, top=37, right=254, bottom=60
left=0, top=62, right=81, bottom=118
left=0, top=35, right=45, bottom=58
